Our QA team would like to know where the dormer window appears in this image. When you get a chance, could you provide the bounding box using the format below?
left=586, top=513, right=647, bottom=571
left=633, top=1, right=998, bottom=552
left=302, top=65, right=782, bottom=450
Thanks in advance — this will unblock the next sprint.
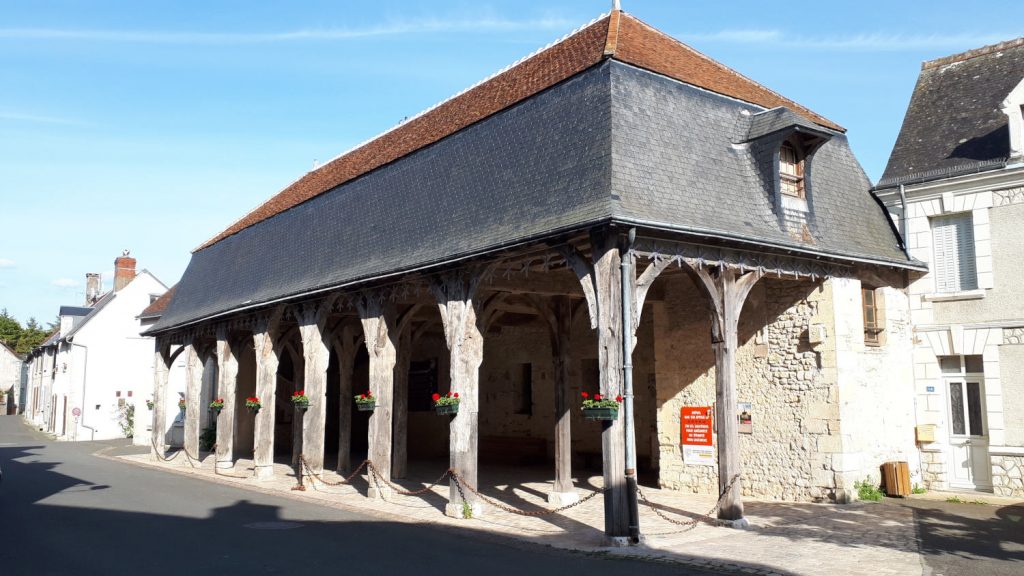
left=779, top=140, right=805, bottom=199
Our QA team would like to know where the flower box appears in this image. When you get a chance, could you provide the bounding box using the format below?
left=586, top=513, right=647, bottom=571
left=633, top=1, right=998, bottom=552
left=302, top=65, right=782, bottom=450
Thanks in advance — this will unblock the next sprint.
left=354, top=391, right=375, bottom=412
left=435, top=403, right=459, bottom=416
left=209, top=398, right=225, bottom=414
left=177, top=399, right=187, bottom=413
left=432, top=391, right=460, bottom=416
left=291, top=390, right=310, bottom=410
left=583, top=407, right=619, bottom=421
left=245, top=396, right=262, bottom=414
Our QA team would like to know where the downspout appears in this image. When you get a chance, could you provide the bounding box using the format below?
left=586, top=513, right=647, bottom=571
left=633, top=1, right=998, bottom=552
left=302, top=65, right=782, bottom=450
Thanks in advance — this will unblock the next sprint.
left=621, top=227, right=641, bottom=543
left=898, top=184, right=908, bottom=245
left=70, top=341, right=96, bottom=441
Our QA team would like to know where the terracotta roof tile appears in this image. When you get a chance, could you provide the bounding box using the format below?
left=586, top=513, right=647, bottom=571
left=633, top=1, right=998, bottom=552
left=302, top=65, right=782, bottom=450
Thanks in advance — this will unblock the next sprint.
left=140, top=284, right=176, bottom=318
left=198, top=10, right=840, bottom=251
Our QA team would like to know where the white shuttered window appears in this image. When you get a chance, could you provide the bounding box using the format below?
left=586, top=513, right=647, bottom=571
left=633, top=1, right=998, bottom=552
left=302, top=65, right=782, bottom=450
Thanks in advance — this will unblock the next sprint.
left=931, top=214, right=977, bottom=293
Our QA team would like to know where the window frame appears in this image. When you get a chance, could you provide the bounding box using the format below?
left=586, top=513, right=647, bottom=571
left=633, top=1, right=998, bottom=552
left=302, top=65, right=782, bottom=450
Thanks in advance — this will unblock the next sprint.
left=930, top=212, right=978, bottom=294
left=779, top=139, right=806, bottom=199
left=861, top=286, right=884, bottom=346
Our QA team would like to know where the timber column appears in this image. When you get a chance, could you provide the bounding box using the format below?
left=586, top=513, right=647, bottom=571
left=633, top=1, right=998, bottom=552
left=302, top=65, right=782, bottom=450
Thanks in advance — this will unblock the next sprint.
left=150, top=338, right=173, bottom=459
left=431, top=272, right=486, bottom=518
left=297, top=298, right=334, bottom=479
left=215, top=328, right=239, bottom=470
left=333, top=326, right=360, bottom=474
left=183, top=338, right=204, bottom=459
left=687, top=265, right=762, bottom=524
left=562, top=232, right=629, bottom=541
left=358, top=295, right=398, bottom=498
left=252, top=310, right=282, bottom=479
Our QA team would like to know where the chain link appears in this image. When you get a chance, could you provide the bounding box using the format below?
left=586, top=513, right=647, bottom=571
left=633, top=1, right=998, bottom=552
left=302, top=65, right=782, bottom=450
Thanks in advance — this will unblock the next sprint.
left=636, top=473, right=739, bottom=535
left=366, top=461, right=453, bottom=496
left=299, top=455, right=370, bottom=487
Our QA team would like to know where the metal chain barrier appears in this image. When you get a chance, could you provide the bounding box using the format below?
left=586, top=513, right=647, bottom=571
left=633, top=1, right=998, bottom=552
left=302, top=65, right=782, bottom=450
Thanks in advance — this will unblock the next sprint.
left=365, top=461, right=453, bottom=497
left=448, top=469, right=601, bottom=517
left=298, top=455, right=371, bottom=488
left=635, top=473, right=740, bottom=535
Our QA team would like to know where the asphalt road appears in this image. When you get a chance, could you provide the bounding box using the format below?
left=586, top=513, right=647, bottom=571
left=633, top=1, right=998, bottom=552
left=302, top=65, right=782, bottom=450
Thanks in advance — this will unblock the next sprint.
left=897, top=496, right=1024, bottom=576
left=0, top=415, right=719, bottom=576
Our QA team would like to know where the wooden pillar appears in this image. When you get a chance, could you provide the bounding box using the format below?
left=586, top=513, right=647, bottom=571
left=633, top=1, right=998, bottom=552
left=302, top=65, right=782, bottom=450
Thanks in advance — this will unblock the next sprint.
left=297, top=299, right=334, bottom=477
left=561, top=233, right=628, bottom=539
left=333, top=326, right=360, bottom=474
left=150, top=338, right=172, bottom=459
left=431, top=271, right=486, bottom=518
left=198, top=351, right=217, bottom=435
left=392, top=327, right=412, bottom=479
left=253, top=310, right=282, bottom=480
left=183, top=338, right=203, bottom=458
left=358, top=295, right=398, bottom=498
left=687, top=265, right=762, bottom=523
left=215, top=328, right=239, bottom=470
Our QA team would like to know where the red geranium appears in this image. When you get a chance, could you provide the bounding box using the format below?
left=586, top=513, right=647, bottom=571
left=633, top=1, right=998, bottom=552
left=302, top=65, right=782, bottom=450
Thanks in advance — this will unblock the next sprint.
left=432, top=393, right=441, bottom=402
left=453, top=392, right=459, bottom=398
left=616, top=395, right=623, bottom=402
left=581, top=392, right=589, bottom=399
left=594, top=393, right=602, bottom=401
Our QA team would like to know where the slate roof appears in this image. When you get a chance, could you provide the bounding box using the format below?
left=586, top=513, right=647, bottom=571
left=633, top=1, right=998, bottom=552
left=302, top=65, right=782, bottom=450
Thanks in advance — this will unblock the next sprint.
left=744, top=107, right=831, bottom=142
left=58, top=306, right=92, bottom=317
left=879, top=37, right=1024, bottom=187
left=198, top=10, right=842, bottom=251
left=151, top=54, right=914, bottom=333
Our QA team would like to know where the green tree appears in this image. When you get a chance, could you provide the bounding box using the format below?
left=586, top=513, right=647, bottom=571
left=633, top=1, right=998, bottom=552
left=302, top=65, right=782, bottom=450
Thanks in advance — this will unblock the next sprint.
left=15, top=317, right=51, bottom=355
left=0, top=308, right=23, bottom=348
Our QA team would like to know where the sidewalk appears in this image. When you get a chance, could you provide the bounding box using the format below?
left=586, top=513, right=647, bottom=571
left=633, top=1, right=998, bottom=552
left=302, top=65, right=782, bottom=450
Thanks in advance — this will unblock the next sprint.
left=112, top=450, right=923, bottom=576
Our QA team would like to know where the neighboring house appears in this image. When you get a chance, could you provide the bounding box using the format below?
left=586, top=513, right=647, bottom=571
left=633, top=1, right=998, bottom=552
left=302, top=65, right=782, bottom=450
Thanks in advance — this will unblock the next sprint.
left=1, top=341, right=24, bottom=414
left=144, top=9, right=923, bottom=537
left=876, top=37, right=1024, bottom=497
left=24, top=252, right=169, bottom=440
left=135, top=285, right=195, bottom=449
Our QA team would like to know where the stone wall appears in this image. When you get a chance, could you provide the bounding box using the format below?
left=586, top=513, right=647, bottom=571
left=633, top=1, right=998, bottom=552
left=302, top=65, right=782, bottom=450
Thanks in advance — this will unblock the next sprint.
left=920, top=450, right=947, bottom=490
left=992, top=455, right=1024, bottom=497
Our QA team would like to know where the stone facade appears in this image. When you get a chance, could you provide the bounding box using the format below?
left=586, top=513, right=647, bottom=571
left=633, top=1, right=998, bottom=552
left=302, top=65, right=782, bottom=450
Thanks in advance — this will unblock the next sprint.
left=1004, top=328, right=1024, bottom=345
left=991, top=455, right=1024, bottom=497
left=920, top=450, right=947, bottom=490
left=994, top=186, right=1024, bottom=207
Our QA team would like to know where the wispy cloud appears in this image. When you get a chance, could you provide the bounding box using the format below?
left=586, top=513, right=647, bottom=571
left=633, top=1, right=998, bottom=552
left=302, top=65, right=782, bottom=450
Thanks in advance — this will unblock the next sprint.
left=51, top=278, right=79, bottom=288
left=679, top=29, right=1019, bottom=52
left=0, top=16, right=576, bottom=45
left=0, top=258, right=14, bottom=269
left=0, top=111, right=89, bottom=126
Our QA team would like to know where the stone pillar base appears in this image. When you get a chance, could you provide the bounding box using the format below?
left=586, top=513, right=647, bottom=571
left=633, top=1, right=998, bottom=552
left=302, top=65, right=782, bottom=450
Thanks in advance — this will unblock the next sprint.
left=368, top=485, right=392, bottom=500
left=725, top=517, right=751, bottom=529
left=445, top=501, right=484, bottom=519
left=254, top=465, right=274, bottom=480
left=604, top=536, right=630, bottom=547
left=547, top=491, right=579, bottom=506
left=215, top=460, right=234, bottom=470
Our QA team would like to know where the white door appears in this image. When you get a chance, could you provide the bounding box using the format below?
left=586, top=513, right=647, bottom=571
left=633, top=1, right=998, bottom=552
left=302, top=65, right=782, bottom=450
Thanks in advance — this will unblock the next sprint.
left=946, top=379, right=991, bottom=491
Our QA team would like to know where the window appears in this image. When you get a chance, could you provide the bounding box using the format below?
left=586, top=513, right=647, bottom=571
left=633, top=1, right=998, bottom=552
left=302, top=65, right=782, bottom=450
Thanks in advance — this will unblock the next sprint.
left=931, top=214, right=977, bottom=293
left=862, top=287, right=884, bottom=346
left=939, top=355, right=985, bottom=437
left=779, top=141, right=805, bottom=199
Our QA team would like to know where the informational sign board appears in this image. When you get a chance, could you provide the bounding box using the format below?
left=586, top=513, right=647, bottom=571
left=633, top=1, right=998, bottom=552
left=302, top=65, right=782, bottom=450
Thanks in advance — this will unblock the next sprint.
left=680, top=406, right=714, bottom=466
left=738, top=402, right=752, bottom=434
left=72, top=407, right=81, bottom=417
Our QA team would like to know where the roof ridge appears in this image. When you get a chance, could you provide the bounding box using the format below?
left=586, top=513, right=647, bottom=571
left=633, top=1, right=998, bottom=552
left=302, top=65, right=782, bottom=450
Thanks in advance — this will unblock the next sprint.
left=923, top=36, right=1024, bottom=70
left=603, top=9, right=621, bottom=56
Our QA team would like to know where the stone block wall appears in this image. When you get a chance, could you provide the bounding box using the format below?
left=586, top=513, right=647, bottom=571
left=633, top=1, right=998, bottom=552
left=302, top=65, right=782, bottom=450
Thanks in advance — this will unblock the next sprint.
left=992, top=455, right=1024, bottom=497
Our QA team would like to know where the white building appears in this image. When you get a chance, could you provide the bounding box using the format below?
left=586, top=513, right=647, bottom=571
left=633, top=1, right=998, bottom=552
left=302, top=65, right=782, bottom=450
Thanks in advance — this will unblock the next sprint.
left=24, top=252, right=170, bottom=441
left=877, top=37, right=1024, bottom=496
left=1, top=341, right=23, bottom=415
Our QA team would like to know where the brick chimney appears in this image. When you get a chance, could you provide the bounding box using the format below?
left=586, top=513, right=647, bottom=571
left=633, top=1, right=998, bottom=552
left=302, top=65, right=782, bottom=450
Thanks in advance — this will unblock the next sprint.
left=85, top=273, right=102, bottom=305
left=114, top=250, right=137, bottom=292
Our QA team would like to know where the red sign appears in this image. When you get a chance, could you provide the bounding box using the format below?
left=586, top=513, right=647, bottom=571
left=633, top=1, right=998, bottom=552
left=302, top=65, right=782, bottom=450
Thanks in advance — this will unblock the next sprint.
left=680, top=406, right=713, bottom=446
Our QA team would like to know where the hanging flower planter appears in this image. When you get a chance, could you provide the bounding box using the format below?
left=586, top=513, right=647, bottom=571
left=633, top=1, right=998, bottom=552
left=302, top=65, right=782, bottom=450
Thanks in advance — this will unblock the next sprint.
left=581, top=392, right=622, bottom=421
left=145, top=400, right=154, bottom=410
left=354, top=391, right=375, bottom=412
left=209, top=398, right=225, bottom=415
left=177, top=398, right=186, bottom=413
left=432, top=392, right=460, bottom=416
left=245, top=396, right=262, bottom=414
left=291, top=390, right=310, bottom=410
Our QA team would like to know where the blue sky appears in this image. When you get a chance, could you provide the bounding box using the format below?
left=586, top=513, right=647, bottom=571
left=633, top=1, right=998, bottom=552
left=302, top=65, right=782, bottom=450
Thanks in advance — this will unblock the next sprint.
left=1, top=0, right=1020, bottom=324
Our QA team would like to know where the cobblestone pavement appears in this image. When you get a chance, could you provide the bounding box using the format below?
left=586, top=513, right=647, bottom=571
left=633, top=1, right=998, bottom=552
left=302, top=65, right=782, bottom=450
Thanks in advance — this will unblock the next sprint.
left=115, top=450, right=924, bottom=576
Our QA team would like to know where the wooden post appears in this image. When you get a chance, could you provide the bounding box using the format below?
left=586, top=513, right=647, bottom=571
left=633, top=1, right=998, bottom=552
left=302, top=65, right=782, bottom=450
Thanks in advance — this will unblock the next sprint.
left=297, top=298, right=335, bottom=478
left=253, top=309, right=283, bottom=479
left=431, top=271, right=486, bottom=518
left=215, top=328, right=239, bottom=470
left=333, top=325, right=360, bottom=474
left=183, top=338, right=203, bottom=459
left=686, top=265, right=762, bottom=524
left=358, top=295, right=399, bottom=498
left=199, top=351, right=216, bottom=435
left=150, top=338, right=172, bottom=459
left=392, top=327, right=412, bottom=479
left=561, top=232, right=628, bottom=540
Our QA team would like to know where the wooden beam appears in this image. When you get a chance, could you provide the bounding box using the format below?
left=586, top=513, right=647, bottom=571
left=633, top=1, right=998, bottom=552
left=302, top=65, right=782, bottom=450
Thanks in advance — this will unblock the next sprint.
left=430, top=269, right=486, bottom=518
left=332, top=324, right=361, bottom=474
left=357, top=293, right=399, bottom=498
left=686, top=265, right=762, bottom=523
left=297, top=297, right=336, bottom=478
left=215, top=326, right=239, bottom=470
left=150, top=338, right=172, bottom=459
left=252, top=307, right=283, bottom=479
left=183, top=337, right=203, bottom=459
